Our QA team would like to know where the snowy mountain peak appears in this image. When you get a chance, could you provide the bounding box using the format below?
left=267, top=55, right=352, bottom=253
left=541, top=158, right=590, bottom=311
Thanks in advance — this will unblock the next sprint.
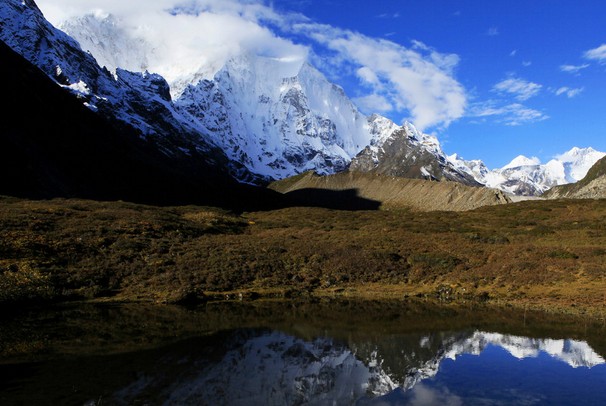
left=349, top=119, right=482, bottom=186
left=174, top=51, right=376, bottom=180
left=503, top=155, right=541, bottom=170
left=552, top=147, right=606, bottom=183
left=560, top=146, right=594, bottom=158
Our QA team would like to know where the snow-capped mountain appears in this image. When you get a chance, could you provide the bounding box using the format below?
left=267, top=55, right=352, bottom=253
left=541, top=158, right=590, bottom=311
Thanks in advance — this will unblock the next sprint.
left=544, top=155, right=606, bottom=199
left=451, top=147, right=606, bottom=196
left=175, top=55, right=374, bottom=180
left=401, top=330, right=605, bottom=389
left=107, top=330, right=398, bottom=405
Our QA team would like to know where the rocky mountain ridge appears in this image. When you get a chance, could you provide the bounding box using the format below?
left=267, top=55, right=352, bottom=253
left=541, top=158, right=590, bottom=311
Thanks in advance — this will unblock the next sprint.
left=350, top=119, right=481, bottom=186
left=0, top=0, right=257, bottom=180
left=0, top=0, right=289, bottom=209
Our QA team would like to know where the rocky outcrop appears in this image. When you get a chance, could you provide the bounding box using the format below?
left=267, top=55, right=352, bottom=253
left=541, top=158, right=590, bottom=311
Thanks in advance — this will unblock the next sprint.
left=349, top=121, right=481, bottom=187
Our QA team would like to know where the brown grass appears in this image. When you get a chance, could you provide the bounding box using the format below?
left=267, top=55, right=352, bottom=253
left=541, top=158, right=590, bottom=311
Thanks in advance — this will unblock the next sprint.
left=1, top=195, right=605, bottom=315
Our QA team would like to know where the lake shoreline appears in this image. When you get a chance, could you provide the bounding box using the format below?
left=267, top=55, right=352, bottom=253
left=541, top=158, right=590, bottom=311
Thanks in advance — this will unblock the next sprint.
left=42, top=282, right=604, bottom=321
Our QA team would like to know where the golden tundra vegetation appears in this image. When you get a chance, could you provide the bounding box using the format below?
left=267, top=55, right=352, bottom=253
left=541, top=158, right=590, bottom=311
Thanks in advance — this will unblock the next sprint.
left=1, top=194, right=605, bottom=316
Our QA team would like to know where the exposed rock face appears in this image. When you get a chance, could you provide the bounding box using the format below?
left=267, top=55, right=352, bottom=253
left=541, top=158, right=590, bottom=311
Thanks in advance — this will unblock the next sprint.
left=270, top=172, right=511, bottom=212
left=543, top=156, right=606, bottom=199
left=350, top=120, right=481, bottom=187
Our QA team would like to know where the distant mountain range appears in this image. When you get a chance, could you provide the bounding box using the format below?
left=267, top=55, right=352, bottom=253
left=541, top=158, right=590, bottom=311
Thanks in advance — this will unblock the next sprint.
left=452, top=147, right=606, bottom=196
left=544, top=155, right=606, bottom=199
left=1, top=0, right=604, bottom=203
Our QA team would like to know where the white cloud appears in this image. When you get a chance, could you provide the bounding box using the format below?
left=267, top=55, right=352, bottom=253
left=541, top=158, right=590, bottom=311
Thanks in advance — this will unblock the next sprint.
left=584, top=44, right=606, bottom=62
left=356, top=66, right=380, bottom=86
left=376, top=12, right=400, bottom=19
left=522, top=61, right=532, bottom=67
left=493, top=76, right=542, bottom=101
left=560, top=63, right=589, bottom=74
left=36, top=0, right=308, bottom=87
left=554, top=86, right=584, bottom=98
left=470, top=101, right=548, bottom=126
left=294, top=24, right=467, bottom=130
left=353, top=94, right=393, bottom=114
left=510, top=49, right=518, bottom=57
left=487, top=27, right=499, bottom=36
left=406, top=383, right=463, bottom=406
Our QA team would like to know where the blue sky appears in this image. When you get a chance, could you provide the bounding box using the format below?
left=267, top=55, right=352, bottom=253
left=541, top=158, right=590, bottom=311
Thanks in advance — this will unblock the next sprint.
left=37, top=0, right=606, bottom=169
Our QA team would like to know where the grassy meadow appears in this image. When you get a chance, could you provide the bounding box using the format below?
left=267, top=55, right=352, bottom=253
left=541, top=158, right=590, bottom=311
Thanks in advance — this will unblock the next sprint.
left=1, top=195, right=605, bottom=315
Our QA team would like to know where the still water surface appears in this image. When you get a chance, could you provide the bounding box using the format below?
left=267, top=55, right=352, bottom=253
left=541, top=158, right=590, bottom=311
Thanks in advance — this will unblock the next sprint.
left=0, top=300, right=605, bottom=405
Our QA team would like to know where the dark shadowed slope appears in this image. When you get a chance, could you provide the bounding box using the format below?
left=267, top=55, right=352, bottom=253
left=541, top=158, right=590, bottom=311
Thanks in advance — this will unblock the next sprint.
left=0, top=40, right=283, bottom=211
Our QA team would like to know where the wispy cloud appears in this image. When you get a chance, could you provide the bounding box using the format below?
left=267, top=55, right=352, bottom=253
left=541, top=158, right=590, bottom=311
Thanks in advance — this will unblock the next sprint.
left=584, top=44, right=606, bottom=62
left=375, top=12, right=400, bottom=19
left=522, top=61, right=532, bottom=67
left=353, top=94, right=392, bottom=113
left=509, top=49, right=518, bottom=57
left=470, top=101, right=548, bottom=126
left=560, top=63, right=590, bottom=74
left=493, top=76, right=542, bottom=101
left=487, top=27, right=499, bottom=36
left=294, top=24, right=467, bottom=130
left=356, top=66, right=380, bottom=86
left=554, top=86, right=584, bottom=98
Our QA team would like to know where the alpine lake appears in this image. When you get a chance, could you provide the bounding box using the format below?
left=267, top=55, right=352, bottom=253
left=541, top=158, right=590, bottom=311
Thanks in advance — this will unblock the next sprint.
left=1, top=300, right=605, bottom=405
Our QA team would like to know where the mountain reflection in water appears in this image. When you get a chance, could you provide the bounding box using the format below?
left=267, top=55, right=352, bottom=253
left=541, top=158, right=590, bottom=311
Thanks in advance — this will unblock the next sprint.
left=0, top=301, right=605, bottom=405
left=107, top=330, right=606, bottom=405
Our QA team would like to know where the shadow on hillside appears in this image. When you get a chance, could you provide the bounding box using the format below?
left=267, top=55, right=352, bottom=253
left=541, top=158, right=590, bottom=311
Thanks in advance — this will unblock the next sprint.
left=282, top=188, right=381, bottom=211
